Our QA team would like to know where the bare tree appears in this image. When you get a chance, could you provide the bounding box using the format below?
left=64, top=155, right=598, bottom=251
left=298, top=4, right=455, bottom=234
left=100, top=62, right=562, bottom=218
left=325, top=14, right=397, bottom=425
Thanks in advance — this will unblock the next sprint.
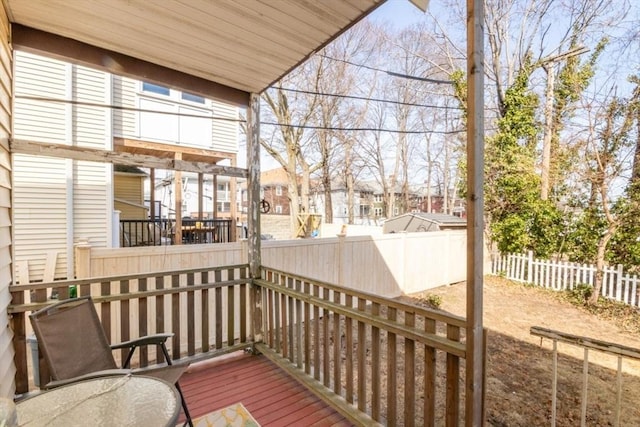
left=261, top=81, right=320, bottom=237
left=579, top=86, right=637, bottom=304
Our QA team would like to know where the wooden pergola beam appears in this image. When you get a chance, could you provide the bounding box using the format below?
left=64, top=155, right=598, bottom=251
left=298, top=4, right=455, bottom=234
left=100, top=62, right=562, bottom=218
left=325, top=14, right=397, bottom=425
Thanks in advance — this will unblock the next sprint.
left=10, top=139, right=247, bottom=178
left=11, top=24, right=250, bottom=107
left=114, top=137, right=235, bottom=163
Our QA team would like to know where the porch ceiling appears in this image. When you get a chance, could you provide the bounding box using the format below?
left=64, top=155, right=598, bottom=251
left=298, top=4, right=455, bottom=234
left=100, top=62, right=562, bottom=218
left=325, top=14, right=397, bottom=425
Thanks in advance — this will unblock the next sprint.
left=4, top=0, right=385, bottom=104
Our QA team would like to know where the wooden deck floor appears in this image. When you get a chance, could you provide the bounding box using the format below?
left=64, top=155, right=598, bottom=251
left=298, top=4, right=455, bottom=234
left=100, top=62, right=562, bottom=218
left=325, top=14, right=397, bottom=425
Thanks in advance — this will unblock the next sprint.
left=179, top=352, right=353, bottom=426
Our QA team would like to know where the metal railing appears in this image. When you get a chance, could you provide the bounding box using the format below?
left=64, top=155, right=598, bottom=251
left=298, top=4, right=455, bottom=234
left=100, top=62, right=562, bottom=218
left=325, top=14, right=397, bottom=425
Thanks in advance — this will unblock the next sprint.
left=119, top=218, right=232, bottom=247
left=531, top=326, right=640, bottom=427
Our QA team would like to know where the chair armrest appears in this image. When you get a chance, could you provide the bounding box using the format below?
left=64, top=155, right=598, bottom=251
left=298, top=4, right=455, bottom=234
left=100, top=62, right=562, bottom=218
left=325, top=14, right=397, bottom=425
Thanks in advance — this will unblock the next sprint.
left=132, top=362, right=189, bottom=385
left=111, top=333, right=174, bottom=350
left=44, top=369, right=132, bottom=389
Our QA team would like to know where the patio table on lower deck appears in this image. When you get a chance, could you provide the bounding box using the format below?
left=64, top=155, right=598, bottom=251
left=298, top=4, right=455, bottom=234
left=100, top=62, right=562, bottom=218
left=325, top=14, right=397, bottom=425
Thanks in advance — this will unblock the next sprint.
left=16, top=375, right=180, bottom=427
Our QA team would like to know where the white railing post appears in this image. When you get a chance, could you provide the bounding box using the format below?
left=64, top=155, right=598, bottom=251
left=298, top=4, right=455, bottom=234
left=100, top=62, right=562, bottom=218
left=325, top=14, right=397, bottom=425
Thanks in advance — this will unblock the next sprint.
left=527, top=251, right=534, bottom=284
left=112, top=210, right=121, bottom=248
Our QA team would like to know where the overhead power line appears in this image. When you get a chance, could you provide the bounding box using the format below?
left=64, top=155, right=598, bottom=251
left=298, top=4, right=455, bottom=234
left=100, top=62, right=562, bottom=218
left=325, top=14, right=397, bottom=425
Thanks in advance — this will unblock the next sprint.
left=276, top=87, right=462, bottom=110
left=318, top=54, right=455, bottom=85
left=261, top=121, right=464, bottom=135
left=16, top=95, right=244, bottom=122
left=17, top=95, right=464, bottom=134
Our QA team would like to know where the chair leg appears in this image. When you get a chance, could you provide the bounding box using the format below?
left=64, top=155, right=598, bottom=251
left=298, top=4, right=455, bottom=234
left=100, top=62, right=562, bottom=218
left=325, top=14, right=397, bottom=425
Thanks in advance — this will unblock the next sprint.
left=175, top=382, right=193, bottom=427
left=159, top=343, right=192, bottom=427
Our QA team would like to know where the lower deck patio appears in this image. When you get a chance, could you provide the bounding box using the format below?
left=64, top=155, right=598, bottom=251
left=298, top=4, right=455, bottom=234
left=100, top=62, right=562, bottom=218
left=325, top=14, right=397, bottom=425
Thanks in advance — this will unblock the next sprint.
left=10, top=263, right=480, bottom=426
left=181, top=351, right=350, bottom=426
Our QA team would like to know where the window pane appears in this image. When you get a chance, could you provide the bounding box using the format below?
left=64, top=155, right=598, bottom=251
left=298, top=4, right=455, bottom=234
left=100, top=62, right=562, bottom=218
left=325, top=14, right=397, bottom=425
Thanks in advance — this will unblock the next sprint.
left=142, top=82, right=170, bottom=96
left=182, top=92, right=205, bottom=103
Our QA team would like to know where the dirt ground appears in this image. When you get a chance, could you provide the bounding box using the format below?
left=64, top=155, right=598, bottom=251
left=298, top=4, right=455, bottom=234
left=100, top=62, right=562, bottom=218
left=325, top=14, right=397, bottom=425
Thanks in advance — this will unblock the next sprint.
left=407, top=276, right=640, bottom=426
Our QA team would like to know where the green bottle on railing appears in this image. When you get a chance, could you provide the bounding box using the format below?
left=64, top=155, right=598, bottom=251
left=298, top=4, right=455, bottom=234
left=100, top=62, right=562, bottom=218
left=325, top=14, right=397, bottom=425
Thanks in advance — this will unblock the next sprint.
left=69, top=285, right=77, bottom=298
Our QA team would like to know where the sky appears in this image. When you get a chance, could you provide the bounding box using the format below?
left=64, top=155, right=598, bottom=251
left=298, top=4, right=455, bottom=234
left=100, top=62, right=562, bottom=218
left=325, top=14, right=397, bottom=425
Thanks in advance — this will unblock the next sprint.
left=239, top=0, right=433, bottom=172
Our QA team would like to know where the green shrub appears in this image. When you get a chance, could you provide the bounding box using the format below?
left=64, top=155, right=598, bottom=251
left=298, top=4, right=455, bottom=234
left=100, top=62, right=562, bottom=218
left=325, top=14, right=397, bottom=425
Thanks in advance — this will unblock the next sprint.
left=564, top=284, right=592, bottom=305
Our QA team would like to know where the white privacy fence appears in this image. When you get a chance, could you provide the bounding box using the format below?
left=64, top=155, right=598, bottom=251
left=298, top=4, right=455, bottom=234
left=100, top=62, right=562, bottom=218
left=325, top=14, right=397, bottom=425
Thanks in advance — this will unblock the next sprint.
left=491, top=252, right=640, bottom=307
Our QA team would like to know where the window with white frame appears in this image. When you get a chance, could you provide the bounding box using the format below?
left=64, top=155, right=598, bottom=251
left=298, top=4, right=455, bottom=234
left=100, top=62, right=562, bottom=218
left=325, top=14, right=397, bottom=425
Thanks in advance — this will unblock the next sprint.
left=374, top=194, right=383, bottom=202
left=275, top=205, right=283, bottom=214
left=276, top=185, right=283, bottom=196
left=374, top=207, right=383, bottom=217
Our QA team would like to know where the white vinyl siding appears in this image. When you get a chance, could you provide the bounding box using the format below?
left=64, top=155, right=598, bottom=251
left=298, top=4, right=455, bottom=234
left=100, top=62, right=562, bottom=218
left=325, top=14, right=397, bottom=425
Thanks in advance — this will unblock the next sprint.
left=12, top=154, right=69, bottom=281
left=14, top=54, right=112, bottom=281
left=211, top=99, right=238, bottom=153
left=0, top=4, right=13, bottom=397
left=74, top=161, right=109, bottom=246
left=113, top=75, right=137, bottom=138
left=73, top=65, right=109, bottom=148
left=73, top=66, right=110, bottom=247
left=14, top=51, right=67, bottom=143
left=13, top=52, right=70, bottom=281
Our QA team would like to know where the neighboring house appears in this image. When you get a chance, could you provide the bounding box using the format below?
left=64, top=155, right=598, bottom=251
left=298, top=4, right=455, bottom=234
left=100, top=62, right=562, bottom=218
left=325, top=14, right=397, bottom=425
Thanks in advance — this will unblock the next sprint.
left=259, top=168, right=290, bottom=215
left=383, top=212, right=467, bottom=234
left=115, top=165, right=148, bottom=219
left=241, top=167, right=290, bottom=216
left=310, top=179, right=375, bottom=225
left=152, top=171, right=242, bottom=220
left=12, top=51, right=239, bottom=282
left=359, top=180, right=410, bottom=220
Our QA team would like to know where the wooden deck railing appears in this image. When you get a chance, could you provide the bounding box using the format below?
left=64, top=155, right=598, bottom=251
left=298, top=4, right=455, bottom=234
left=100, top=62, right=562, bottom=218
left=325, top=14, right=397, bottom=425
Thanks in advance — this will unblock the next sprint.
left=255, top=266, right=470, bottom=427
left=9, top=263, right=477, bottom=425
left=9, top=264, right=252, bottom=394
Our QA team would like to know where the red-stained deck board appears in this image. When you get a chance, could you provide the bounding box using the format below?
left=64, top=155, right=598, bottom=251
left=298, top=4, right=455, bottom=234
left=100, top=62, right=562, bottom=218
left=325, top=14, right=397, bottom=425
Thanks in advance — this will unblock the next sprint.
left=179, top=352, right=354, bottom=426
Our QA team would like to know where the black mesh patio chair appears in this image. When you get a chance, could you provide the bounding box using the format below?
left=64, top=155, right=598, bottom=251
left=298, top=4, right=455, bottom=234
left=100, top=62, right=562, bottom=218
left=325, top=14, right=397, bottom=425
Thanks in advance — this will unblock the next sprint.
left=29, top=296, right=193, bottom=427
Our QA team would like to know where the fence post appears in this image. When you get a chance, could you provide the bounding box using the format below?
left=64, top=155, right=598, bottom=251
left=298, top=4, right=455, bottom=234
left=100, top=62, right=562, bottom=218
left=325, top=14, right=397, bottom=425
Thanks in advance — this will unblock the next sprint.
left=616, top=264, right=624, bottom=301
left=112, top=210, right=121, bottom=248
left=527, top=251, right=533, bottom=284
left=337, top=230, right=346, bottom=287
left=75, top=241, right=92, bottom=279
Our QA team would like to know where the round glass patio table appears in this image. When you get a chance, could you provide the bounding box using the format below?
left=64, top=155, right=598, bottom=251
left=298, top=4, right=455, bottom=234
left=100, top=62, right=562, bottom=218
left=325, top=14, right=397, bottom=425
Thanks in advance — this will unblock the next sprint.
left=16, top=375, right=180, bottom=427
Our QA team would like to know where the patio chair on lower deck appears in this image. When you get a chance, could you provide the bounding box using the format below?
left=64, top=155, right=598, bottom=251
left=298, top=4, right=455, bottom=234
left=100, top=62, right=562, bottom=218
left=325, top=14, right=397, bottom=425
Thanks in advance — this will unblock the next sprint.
left=29, top=296, right=193, bottom=427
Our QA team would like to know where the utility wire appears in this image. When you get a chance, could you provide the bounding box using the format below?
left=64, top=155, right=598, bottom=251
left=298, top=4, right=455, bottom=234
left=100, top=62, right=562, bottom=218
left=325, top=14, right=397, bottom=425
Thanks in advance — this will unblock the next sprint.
left=16, top=95, right=244, bottom=122
left=17, top=95, right=464, bottom=134
left=318, top=54, right=455, bottom=85
left=275, top=87, right=462, bottom=110
left=261, top=121, right=464, bottom=135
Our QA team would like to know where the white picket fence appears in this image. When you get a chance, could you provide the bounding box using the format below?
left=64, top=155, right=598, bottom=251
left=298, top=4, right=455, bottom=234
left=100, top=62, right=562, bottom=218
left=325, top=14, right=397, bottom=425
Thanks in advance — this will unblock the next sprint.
left=491, top=251, right=640, bottom=307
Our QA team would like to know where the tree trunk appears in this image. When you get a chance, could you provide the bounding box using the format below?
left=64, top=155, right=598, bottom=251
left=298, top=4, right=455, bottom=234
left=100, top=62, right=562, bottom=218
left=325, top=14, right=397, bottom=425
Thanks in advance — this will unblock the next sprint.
left=322, top=162, right=333, bottom=223
left=589, top=223, right=616, bottom=305
left=345, top=147, right=355, bottom=223
left=540, top=64, right=555, bottom=200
